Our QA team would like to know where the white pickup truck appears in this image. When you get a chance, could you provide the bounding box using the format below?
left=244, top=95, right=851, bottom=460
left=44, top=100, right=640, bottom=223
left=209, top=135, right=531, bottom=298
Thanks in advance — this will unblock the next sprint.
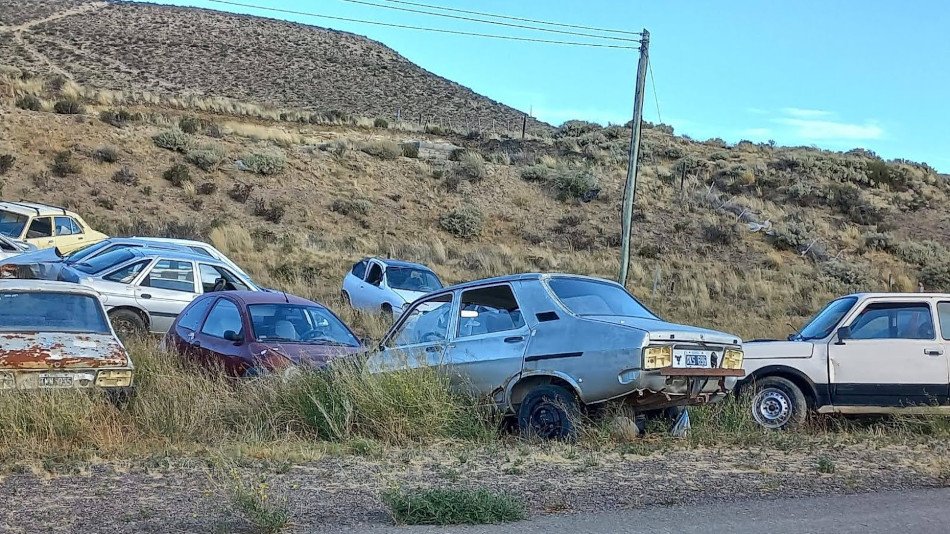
left=739, top=293, right=950, bottom=429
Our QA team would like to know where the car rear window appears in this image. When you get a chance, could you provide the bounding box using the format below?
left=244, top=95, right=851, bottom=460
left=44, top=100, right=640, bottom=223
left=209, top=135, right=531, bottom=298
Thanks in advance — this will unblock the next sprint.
left=0, top=210, right=28, bottom=239
left=0, top=291, right=110, bottom=333
left=547, top=277, right=658, bottom=319
left=73, top=249, right=136, bottom=275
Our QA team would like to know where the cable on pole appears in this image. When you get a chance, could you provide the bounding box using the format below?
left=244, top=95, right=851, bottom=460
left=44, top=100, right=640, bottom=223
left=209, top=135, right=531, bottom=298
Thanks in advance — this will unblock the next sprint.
left=649, top=61, right=662, bottom=125
left=204, top=0, right=640, bottom=49
left=336, top=0, right=640, bottom=43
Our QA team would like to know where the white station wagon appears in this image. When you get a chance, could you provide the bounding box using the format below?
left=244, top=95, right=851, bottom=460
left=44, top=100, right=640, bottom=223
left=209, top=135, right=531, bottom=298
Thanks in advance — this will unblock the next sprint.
left=740, top=293, right=950, bottom=429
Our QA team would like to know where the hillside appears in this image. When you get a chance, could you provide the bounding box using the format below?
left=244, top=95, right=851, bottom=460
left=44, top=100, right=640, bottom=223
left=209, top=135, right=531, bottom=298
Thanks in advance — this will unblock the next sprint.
left=2, top=66, right=949, bottom=342
left=0, top=0, right=546, bottom=132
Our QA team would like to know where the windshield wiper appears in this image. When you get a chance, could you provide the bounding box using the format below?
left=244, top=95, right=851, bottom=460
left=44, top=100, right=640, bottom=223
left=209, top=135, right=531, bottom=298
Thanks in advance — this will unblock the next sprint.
left=303, top=338, right=353, bottom=347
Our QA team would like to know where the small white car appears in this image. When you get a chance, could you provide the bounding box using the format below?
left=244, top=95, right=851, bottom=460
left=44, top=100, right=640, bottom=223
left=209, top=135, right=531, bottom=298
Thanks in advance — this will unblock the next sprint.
left=342, top=258, right=443, bottom=317
left=0, top=234, right=34, bottom=261
left=740, top=293, right=950, bottom=429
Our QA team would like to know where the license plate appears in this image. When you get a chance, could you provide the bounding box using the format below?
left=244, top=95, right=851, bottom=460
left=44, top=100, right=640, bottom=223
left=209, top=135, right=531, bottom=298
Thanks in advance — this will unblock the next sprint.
left=39, top=374, right=74, bottom=387
left=672, top=350, right=712, bottom=368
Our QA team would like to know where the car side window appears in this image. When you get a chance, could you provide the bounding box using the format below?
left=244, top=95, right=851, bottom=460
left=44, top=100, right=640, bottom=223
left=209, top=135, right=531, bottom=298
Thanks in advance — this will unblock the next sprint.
left=351, top=260, right=368, bottom=279
left=54, top=217, right=78, bottom=236
left=177, top=297, right=216, bottom=332
left=141, top=259, right=196, bottom=293
left=388, top=293, right=454, bottom=347
left=188, top=246, right=214, bottom=258
left=104, top=260, right=151, bottom=284
left=849, top=302, right=935, bottom=340
left=366, top=263, right=383, bottom=286
left=26, top=217, right=52, bottom=238
left=938, top=302, right=950, bottom=341
left=199, top=263, right=248, bottom=292
left=457, top=285, right=526, bottom=338
left=200, top=298, right=243, bottom=338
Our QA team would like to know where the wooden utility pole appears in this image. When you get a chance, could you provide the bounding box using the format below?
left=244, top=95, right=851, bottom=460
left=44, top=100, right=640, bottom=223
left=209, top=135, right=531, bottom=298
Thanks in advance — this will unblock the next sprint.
left=618, top=29, right=650, bottom=286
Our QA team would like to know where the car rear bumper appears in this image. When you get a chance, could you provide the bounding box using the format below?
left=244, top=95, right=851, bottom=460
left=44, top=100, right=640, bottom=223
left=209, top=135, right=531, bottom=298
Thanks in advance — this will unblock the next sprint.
left=619, top=368, right=742, bottom=409
left=0, top=368, right=135, bottom=390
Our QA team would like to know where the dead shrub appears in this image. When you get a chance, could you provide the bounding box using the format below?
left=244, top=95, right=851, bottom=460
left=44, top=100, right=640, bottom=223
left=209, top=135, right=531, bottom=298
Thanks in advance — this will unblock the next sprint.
left=0, top=154, right=14, bottom=175
left=50, top=150, right=80, bottom=177
left=94, top=146, right=119, bottom=163
left=253, top=198, right=286, bottom=223
left=111, top=167, right=139, bottom=186
left=229, top=182, right=255, bottom=203
left=162, top=164, right=191, bottom=187
left=53, top=99, right=85, bottom=115
left=331, top=198, right=372, bottom=217
left=360, top=140, right=402, bottom=160
left=197, top=182, right=218, bottom=195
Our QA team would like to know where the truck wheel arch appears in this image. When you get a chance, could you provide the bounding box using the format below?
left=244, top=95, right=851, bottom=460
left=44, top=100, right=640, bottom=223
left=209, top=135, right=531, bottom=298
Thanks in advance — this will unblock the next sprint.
left=740, top=365, right=820, bottom=408
left=507, top=372, right=583, bottom=411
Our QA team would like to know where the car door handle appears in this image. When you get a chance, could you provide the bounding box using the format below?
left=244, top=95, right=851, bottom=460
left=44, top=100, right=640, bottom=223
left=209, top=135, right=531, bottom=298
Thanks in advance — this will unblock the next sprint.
left=139, top=293, right=151, bottom=299
left=924, top=348, right=944, bottom=356
left=425, top=346, right=440, bottom=353
left=504, top=336, right=525, bottom=344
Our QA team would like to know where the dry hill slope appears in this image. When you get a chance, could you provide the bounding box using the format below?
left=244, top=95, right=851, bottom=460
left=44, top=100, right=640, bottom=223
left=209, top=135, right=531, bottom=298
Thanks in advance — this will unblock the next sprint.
left=0, top=0, right=546, bottom=131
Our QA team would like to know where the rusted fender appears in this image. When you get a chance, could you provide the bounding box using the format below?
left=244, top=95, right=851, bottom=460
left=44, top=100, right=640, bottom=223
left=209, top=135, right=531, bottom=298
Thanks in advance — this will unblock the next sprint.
left=0, top=333, right=128, bottom=369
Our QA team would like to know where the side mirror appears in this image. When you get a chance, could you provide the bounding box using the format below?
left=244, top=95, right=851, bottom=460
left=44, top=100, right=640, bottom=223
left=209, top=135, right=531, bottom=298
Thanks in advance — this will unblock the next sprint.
left=835, top=326, right=852, bottom=345
left=54, top=246, right=64, bottom=258
left=224, top=330, right=242, bottom=343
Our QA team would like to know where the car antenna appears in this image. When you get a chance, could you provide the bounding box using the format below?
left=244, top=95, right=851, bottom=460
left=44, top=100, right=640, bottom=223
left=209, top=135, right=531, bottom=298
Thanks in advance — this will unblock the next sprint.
left=282, top=291, right=290, bottom=303
left=787, top=321, right=802, bottom=340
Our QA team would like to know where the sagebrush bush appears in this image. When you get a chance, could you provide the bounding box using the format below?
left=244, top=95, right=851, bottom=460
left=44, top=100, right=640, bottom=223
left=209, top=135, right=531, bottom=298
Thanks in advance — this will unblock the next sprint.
left=0, top=154, right=14, bottom=175
left=99, top=109, right=142, bottom=127
left=520, top=165, right=551, bottom=182
left=439, top=205, right=484, bottom=239
left=400, top=142, right=419, bottom=158
left=771, top=215, right=816, bottom=252
left=373, top=118, right=389, bottom=128
left=15, top=94, right=42, bottom=111
left=94, top=146, right=119, bottom=163
left=111, top=167, right=138, bottom=186
left=162, top=164, right=191, bottom=187
left=178, top=116, right=205, bottom=134
left=920, top=263, right=950, bottom=292
left=53, top=98, right=84, bottom=115
left=186, top=146, right=224, bottom=171
left=153, top=129, right=192, bottom=152
left=455, top=152, right=486, bottom=182
left=50, top=150, right=80, bottom=177
left=822, top=259, right=872, bottom=290
left=360, top=140, right=402, bottom=160
left=244, top=152, right=285, bottom=175
left=553, top=167, right=599, bottom=201
left=331, top=198, right=372, bottom=217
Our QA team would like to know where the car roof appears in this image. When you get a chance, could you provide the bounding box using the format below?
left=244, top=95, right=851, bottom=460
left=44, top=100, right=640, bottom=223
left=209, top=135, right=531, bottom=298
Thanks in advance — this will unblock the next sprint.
left=436, top=272, right=619, bottom=294
left=0, top=201, right=72, bottom=217
left=365, top=257, right=433, bottom=270
left=132, top=236, right=213, bottom=249
left=198, top=290, right=322, bottom=307
left=0, top=279, right=100, bottom=296
left=120, top=247, right=230, bottom=264
left=845, top=292, right=950, bottom=299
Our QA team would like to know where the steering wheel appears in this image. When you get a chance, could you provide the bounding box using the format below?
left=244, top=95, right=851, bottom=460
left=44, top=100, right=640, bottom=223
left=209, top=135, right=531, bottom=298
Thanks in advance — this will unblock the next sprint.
left=419, top=331, right=443, bottom=344
left=212, top=277, right=227, bottom=292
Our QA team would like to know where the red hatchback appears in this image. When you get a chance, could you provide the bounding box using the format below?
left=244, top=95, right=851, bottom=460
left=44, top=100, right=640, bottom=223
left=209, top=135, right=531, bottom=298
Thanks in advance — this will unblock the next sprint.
left=162, top=291, right=364, bottom=376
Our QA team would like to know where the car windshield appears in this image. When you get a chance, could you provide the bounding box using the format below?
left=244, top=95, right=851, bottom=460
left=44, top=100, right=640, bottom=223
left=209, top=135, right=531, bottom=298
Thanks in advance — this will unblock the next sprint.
left=386, top=267, right=442, bottom=292
left=0, top=291, right=111, bottom=333
left=0, top=210, right=28, bottom=239
left=73, top=249, right=137, bottom=275
left=248, top=304, right=360, bottom=346
left=547, top=277, right=659, bottom=319
left=795, top=296, right=858, bottom=341
left=64, top=240, right=113, bottom=263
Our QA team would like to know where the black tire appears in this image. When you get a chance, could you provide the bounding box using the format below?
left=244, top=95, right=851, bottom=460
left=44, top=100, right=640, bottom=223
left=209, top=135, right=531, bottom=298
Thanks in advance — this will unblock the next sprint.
left=517, top=385, right=579, bottom=440
left=108, top=309, right=147, bottom=340
left=750, top=376, right=807, bottom=430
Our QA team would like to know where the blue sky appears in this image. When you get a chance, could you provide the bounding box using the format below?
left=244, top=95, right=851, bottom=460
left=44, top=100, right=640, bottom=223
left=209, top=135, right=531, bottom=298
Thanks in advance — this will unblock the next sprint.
left=140, top=1, right=949, bottom=171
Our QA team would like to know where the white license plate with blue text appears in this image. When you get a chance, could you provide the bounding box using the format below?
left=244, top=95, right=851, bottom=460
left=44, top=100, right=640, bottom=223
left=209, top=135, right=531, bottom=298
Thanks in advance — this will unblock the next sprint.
left=672, top=349, right=713, bottom=368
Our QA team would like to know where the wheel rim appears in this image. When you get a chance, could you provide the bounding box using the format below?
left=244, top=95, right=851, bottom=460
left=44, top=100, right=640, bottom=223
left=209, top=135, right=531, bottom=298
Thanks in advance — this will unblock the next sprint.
left=112, top=318, right=139, bottom=339
left=531, top=400, right=566, bottom=439
left=752, top=387, right=792, bottom=429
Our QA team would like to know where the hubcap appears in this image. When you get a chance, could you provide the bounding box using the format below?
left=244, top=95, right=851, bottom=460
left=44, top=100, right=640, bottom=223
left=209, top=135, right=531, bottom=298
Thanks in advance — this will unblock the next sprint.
left=532, top=400, right=565, bottom=438
left=753, top=388, right=792, bottom=428
left=113, top=319, right=137, bottom=339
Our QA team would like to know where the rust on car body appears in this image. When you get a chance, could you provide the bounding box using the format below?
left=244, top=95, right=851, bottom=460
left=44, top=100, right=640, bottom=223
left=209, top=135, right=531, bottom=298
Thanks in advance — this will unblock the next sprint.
left=0, top=333, right=129, bottom=369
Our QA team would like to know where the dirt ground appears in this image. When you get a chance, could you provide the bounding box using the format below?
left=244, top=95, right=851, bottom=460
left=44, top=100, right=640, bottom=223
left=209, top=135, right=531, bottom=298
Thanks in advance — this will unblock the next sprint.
left=1, top=440, right=946, bottom=533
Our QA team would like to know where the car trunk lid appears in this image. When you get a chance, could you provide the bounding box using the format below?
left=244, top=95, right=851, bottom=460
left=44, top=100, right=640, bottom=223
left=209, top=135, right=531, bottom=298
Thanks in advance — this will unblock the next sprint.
left=585, top=315, right=741, bottom=346
left=0, top=332, right=129, bottom=369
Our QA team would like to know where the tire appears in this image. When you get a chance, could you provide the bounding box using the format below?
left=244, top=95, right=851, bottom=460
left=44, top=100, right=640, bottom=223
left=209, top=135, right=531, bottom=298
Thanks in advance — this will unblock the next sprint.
left=517, top=385, right=579, bottom=440
left=750, top=376, right=807, bottom=430
left=381, top=303, right=395, bottom=320
left=108, top=309, right=147, bottom=340
left=341, top=291, right=351, bottom=306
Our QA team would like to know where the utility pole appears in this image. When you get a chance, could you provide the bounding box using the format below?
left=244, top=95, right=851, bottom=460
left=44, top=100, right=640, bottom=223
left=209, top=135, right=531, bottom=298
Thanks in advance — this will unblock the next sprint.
left=618, top=28, right=650, bottom=286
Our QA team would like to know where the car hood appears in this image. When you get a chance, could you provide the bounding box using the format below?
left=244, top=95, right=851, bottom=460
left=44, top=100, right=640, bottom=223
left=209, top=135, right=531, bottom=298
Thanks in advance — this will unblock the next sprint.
left=390, top=288, right=429, bottom=304
left=0, top=247, right=61, bottom=265
left=744, top=340, right=815, bottom=359
left=264, top=342, right=364, bottom=367
left=0, top=332, right=129, bottom=369
left=585, top=315, right=741, bottom=345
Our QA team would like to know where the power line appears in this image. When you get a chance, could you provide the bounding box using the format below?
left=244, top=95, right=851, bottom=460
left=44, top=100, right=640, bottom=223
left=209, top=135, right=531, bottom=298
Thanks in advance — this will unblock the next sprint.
left=376, top=0, right=641, bottom=37
left=336, top=0, right=640, bottom=43
left=204, top=0, right=639, bottom=49
left=649, top=60, right=662, bottom=125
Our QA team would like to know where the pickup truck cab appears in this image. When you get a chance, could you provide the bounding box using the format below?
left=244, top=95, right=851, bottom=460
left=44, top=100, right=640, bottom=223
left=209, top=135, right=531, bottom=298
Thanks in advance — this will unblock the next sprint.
left=741, top=293, right=950, bottom=429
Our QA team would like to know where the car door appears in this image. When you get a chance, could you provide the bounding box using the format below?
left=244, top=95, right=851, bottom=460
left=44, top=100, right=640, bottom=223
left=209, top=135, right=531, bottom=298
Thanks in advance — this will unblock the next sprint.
left=441, top=283, right=530, bottom=397
left=169, top=296, right=217, bottom=360
left=369, top=293, right=455, bottom=372
left=829, top=300, right=949, bottom=406
left=198, top=263, right=251, bottom=293
left=135, top=258, right=199, bottom=334
left=24, top=216, right=55, bottom=250
left=195, top=296, right=249, bottom=374
left=937, top=301, right=950, bottom=390
left=52, top=216, right=86, bottom=253
left=343, top=260, right=368, bottom=305
left=358, top=261, right=386, bottom=310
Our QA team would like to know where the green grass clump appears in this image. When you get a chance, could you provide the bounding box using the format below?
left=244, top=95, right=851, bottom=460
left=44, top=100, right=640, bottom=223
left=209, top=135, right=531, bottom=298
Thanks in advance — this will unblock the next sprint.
left=383, top=488, right=526, bottom=525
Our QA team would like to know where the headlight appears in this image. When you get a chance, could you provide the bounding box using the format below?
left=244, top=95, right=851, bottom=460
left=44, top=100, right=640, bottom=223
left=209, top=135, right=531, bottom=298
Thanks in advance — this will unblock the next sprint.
left=96, top=370, right=133, bottom=387
left=643, top=346, right=672, bottom=369
left=723, top=349, right=744, bottom=369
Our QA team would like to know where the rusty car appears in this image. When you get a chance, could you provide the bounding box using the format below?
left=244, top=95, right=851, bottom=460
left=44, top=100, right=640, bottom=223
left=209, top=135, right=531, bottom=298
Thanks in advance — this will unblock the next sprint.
left=0, top=279, right=134, bottom=393
left=367, top=273, right=745, bottom=438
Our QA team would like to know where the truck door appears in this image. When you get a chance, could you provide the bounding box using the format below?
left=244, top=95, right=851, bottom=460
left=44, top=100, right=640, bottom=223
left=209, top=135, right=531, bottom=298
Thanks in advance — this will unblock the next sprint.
left=829, top=300, right=949, bottom=406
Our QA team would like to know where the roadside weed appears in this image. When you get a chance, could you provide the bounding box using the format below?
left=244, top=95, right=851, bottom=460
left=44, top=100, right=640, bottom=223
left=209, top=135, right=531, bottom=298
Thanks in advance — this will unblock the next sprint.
left=216, top=466, right=292, bottom=534
left=816, top=456, right=836, bottom=474
left=382, top=487, right=526, bottom=525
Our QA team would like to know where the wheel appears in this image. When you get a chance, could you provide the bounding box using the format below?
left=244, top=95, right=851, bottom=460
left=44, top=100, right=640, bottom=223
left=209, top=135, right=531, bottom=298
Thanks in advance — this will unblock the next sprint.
left=108, top=309, right=147, bottom=340
left=381, top=303, right=395, bottom=320
left=750, top=376, right=807, bottom=430
left=517, top=385, right=579, bottom=440
left=341, top=291, right=351, bottom=306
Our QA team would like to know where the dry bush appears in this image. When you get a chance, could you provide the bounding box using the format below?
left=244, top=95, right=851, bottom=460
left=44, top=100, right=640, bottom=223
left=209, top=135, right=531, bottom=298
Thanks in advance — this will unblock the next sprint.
left=111, top=167, right=139, bottom=186
left=331, top=198, right=372, bottom=217
left=53, top=98, right=85, bottom=115
left=162, top=163, right=191, bottom=187
left=50, top=150, right=80, bottom=177
left=360, top=140, right=402, bottom=160
left=153, top=129, right=192, bottom=152
left=0, top=154, right=15, bottom=175
left=253, top=198, right=287, bottom=223
left=186, top=146, right=225, bottom=171
left=15, top=94, right=43, bottom=111
left=439, top=205, right=484, bottom=239
left=243, top=152, right=285, bottom=175
left=93, top=146, right=119, bottom=163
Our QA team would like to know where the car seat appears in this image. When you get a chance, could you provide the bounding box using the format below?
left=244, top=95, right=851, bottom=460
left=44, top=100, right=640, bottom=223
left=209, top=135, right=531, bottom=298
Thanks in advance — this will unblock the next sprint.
left=485, top=311, right=515, bottom=333
left=275, top=320, right=298, bottom=341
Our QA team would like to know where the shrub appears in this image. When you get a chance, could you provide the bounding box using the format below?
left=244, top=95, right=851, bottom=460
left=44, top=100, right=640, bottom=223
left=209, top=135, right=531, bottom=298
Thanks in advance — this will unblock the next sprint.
left=99, top=109, right=142, bottom=127
left=53, top=99, right=84, bottom=115
left=186, top=146, right=224, bottom=171
left=557, top=120, right=602, bottom=138
left=439, top=205, right=483, bottom=239
left=111, top=167, right=138, bottom=186
left=50, top=150, right=80, bottom=177
left=178, top=116, right=204, bottom=134
left=553, top=167, right=599, bottom=202
left=383, top=488, right=526, bottom=525
left=153, top=129, right=192, bottom=152
left=400, top=142, right=419, bottom=158
left=197, top=182, right=218, bottom=195
left=822, top=259, right=872, bottom=290
left=243, top=152, right=285, bottom=175
left=771, top=215, right=816, bottom=252
left=862, top=231, right=893, bottom=251
left=892, top=240, right=947, bottom=266
left=360, top=140, right=402, bottom=160
left=373, top=118, right=389, bottom=128
left=520, top=165, right=551, bottom=182
left=920, top=263, right=950, bottom=292
left=94, top=146, right=119, bottom=163
left=94, top=196, right=116, bottom=210
left=253, top=198, right=286, bottom=223
left=31, top=171, right=53, bottom=190
left=702, top=223, right=741, bottom=245
left=15, top=95, right=42, bottom=111
left=331, top=198, right=372, bottom=217
left=424, top=124, right=446, bottom=135
left=228, top=182, right=255, bottom=203
left=455, top=151, right=486, bottom=182
left=206, top=122, right=224, bottom=139
left=324, top=109, right=349, bottom=123
left=0, top=154, right=14, bottom=175
left=162, top=164, right=191, bottom=187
